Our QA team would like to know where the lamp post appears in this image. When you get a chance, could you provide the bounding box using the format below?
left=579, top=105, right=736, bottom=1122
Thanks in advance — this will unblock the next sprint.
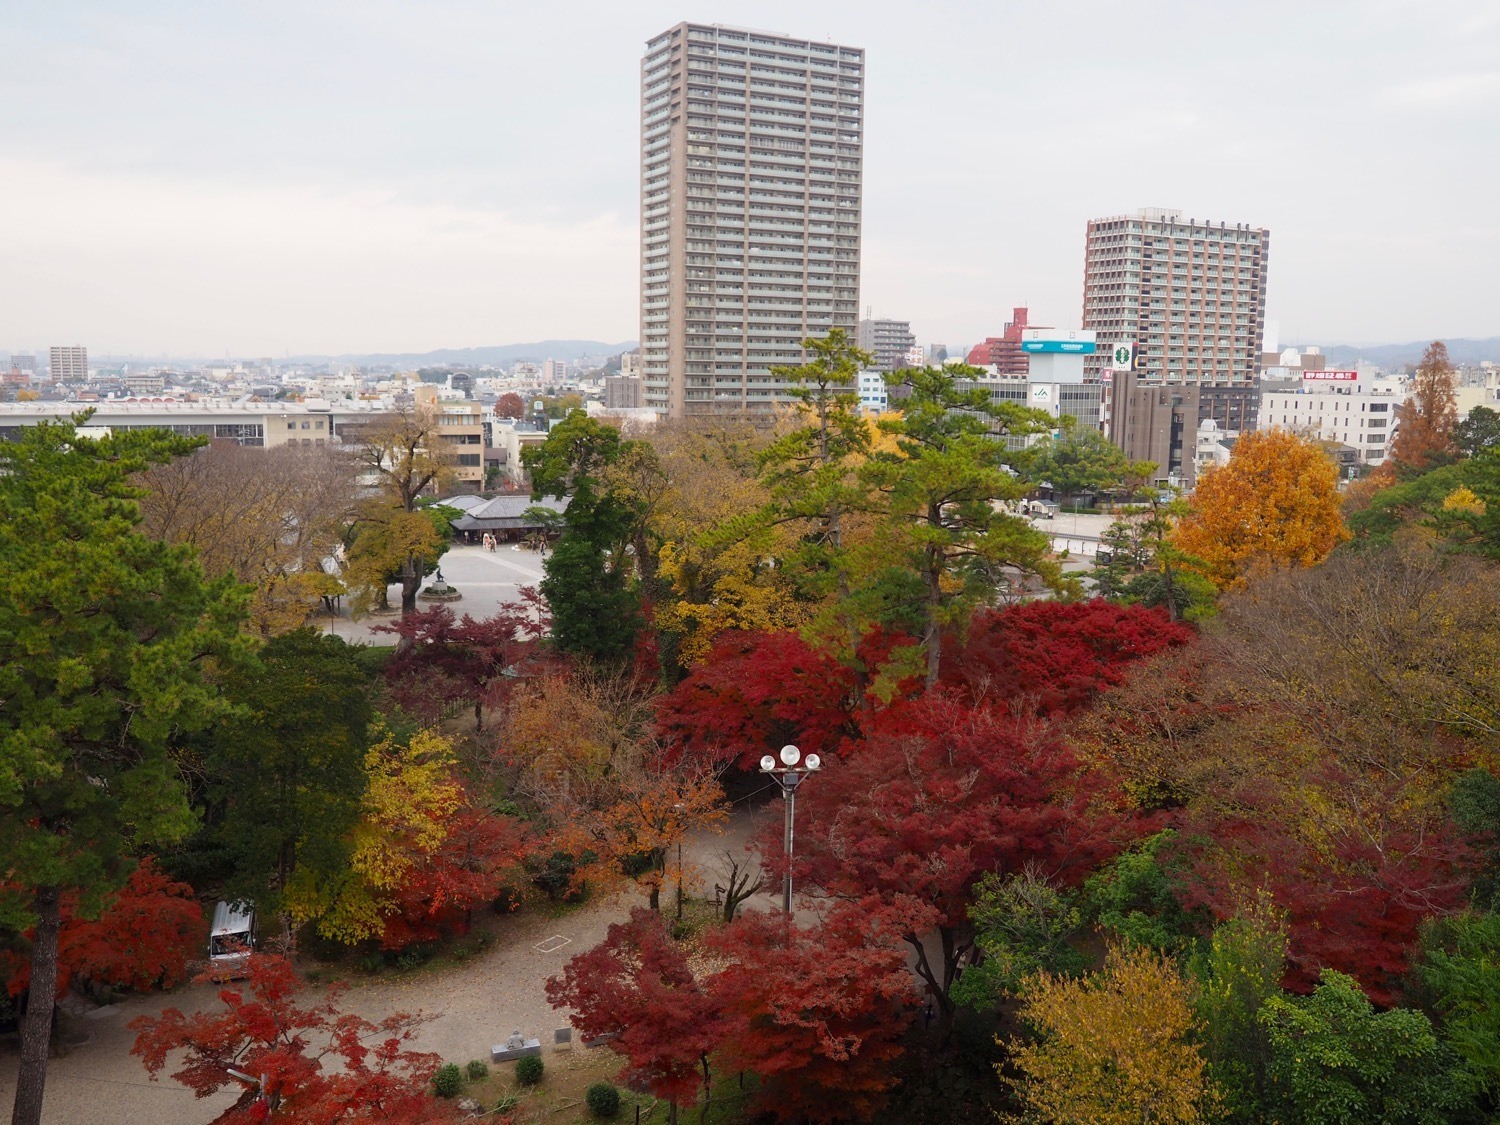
left=759, top=744, right=821, bottom=914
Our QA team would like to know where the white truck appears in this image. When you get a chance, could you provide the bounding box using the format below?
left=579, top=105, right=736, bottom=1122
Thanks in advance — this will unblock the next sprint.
left=208, top=901, right=256, bottom=978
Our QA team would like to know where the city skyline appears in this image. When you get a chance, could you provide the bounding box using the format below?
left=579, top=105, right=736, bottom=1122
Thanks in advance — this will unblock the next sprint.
left=2, top=0, right=1498, bottom=354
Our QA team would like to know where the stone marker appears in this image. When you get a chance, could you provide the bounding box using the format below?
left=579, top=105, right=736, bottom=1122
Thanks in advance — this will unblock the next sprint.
left=491, top=1028, right=542, bottom=1063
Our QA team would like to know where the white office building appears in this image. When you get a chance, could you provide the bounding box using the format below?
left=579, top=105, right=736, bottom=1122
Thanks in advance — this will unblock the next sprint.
left=1260, top=368, right=1405, bottom=465
left=857, top=369, right=887, bottom=414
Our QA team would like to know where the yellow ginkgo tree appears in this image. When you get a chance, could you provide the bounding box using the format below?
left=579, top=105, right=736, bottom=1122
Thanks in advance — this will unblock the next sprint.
left=286, top=725, right=464, bottom=944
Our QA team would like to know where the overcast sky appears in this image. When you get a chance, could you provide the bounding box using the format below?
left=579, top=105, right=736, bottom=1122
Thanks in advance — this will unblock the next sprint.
left=3, top=0, right=1497, bottom=357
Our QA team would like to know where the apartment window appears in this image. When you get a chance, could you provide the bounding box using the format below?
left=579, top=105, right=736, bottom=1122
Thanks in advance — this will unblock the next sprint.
left=287, top=422, right=296, bottom=430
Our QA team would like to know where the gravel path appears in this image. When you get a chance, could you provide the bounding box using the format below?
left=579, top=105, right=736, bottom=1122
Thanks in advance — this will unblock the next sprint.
left=0, top=805, right=777, bottom=1124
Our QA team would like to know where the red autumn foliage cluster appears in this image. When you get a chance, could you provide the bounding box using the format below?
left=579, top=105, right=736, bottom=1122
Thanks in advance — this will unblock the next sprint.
left=378, top=804, right=531, bottom=951
left=705, top=901, right=919, bottom=1122
left=2, top=859, right=204, bottom=1000
left=548, top=905, right=918, bottom=1123
left=129, top=955, right=461, bottom=1125
left=655, top=630, right=860, bottom=770
left=943, top=601, right=1194, bottom=714
left=1175, top=774, right=1474, bottom=1005
left=657, top=601, right=1191, bottom=772
left=376, top=595, right=550, bottom=731
left=789, top=691, right=1138, bottom=1025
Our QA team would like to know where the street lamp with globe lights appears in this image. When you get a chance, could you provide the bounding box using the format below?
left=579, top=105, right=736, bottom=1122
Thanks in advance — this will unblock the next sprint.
left=759, top=744, right=821, bottom=914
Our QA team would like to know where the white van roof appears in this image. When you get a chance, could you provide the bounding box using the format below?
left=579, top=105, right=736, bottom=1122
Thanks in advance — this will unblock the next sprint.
left=210, top=900, right=255, bottom=937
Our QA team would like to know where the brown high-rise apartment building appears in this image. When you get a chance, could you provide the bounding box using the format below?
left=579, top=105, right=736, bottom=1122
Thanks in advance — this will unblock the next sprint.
left=640, top=23, right=864, bottom=415
left=1083, top=209, right=1269, bottom=386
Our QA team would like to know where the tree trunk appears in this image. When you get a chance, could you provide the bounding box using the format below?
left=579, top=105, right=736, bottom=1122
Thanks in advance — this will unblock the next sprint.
left=399, top=556, right=422, bottom=618
left=924, top=539, right=944, bottom=688
left=12, top=885, right=61, bottom=1125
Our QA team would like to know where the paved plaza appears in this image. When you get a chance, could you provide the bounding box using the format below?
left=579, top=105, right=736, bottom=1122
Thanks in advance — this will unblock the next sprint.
left=323, top=542, right=549, bottom=644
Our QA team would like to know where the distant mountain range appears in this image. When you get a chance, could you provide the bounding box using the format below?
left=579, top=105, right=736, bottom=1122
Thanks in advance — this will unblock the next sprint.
left=290, top=340, right=639, bottom=368
left=1307, top=337, right=1500, bottom=369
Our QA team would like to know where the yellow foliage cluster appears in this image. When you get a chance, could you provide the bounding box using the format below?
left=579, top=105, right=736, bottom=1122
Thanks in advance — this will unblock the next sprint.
left=1172, top=429, right=1350, bottom=590
left=1442, top=485, right=1488, bottom=516
left=285, top=726, right=463, bottom=944
left=1008, top=945, right=1220, bottom=1124
left=643, top=420, right=807, bottom=664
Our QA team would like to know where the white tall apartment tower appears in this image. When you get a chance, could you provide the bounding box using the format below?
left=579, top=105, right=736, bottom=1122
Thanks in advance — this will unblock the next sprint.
left=1083, top=209, right=1269, bottom=386
left=640, top=22, right=864, bottom=416
left=48, top=345, right=88, bottom=382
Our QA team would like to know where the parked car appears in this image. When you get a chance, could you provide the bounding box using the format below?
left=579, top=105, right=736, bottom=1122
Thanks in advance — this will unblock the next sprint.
left=1019, top=499, right=1059, bottom=520
left=208, top=901, right=256, bottom=979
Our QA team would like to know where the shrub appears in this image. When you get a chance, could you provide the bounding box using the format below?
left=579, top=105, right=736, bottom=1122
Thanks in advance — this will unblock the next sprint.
left=494, top=1093, right=520, bottom=1113
left=432, top=1063, right=464, bottom=1098
left=514, top=1054, right=544, bottom=1086
left=465, top=1059, right=490, bottom=1082
left=586, top=1082, right=622, bottom=1118
left=493, top=884, right=524, bottom=913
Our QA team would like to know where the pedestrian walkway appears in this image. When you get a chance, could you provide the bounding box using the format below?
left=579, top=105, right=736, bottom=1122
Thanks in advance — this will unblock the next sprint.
left=322, top=544, right=549, bottom=644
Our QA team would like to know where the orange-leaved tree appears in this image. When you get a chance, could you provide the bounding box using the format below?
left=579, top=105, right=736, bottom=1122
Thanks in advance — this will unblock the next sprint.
left=1387, top=341, right=1459, bottom=478
left=1172, top=429, right=1349, bottom=589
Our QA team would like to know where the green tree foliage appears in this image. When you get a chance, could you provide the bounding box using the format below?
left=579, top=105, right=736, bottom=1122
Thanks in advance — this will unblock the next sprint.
left=756, top=329, right=875, bottom=620
left=955, top=868, right=1086, bottom=1008
left=1260, top=969, right=1475, bottom=1124
left=205, top=630, right=372, bottom=923
left=1349, top=448, right=1500, bottom=559
left=524, top=411, right=650, bottom=661
left=1421, top=910, right=1500, bottom=1100
left=1449, top=768, right=1500, bottom=908
left=1456, top=405, right=1500, bottom=459
left=1083, top=830, right=1204, bottom=953
left=1189, top=901, right=1288, bottom=1123
left=1092, top=486, right=1218, bottom=621
left=0, top=416, right=249, bottom=1125
left=867, top=364, right=1062, bottom=684
left=1014, top=422, right=1134, bottom=504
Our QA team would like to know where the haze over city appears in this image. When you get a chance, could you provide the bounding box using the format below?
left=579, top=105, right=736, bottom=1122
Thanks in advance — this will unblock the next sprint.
left=4, top=0, right=1497, bottom=356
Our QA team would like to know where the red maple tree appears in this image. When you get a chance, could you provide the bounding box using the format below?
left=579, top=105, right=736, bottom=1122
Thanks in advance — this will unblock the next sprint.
left=378, top=803, right=530, bottom=951
left=376, top=593, right=550, bottom=731
left=655, top=630, right=859, bottom=770
left=2, top=858, right=204, bottom=999
left=546, top=908, right=720, bottom=1124
left=707, top=900, right=919, bottom=1123
left=1176, top=770, right=1473, bottom=1004
left=129, top=955, right=460, bottom=1124
left=788, top=692, right=1136, bottom=1036
left=942, top=600, right=1194, bottom=715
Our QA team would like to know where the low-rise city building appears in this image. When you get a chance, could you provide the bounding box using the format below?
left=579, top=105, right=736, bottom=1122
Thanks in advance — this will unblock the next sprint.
left=1259, top=366, right=1404, bottom=466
